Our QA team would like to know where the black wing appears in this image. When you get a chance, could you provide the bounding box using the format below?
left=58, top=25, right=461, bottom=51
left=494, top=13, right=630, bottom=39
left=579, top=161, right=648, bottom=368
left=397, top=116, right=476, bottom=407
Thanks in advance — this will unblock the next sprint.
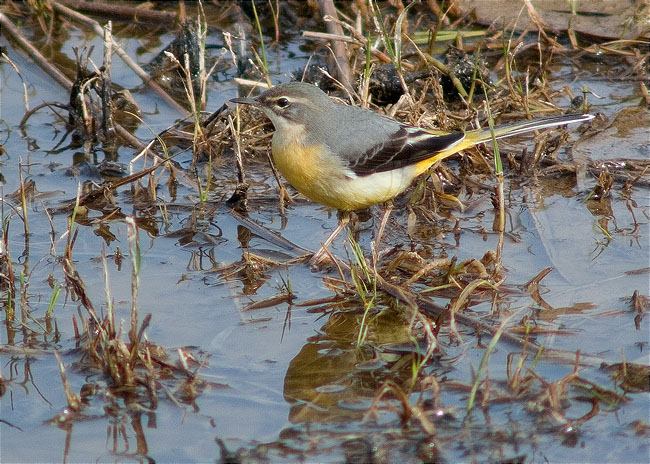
left=347, top=125, right=465, bottom=176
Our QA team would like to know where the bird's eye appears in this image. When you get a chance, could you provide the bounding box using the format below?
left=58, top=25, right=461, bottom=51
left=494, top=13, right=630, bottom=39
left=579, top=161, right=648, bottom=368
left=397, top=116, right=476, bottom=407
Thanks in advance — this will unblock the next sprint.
left=276, top=97, right=290, bottom=108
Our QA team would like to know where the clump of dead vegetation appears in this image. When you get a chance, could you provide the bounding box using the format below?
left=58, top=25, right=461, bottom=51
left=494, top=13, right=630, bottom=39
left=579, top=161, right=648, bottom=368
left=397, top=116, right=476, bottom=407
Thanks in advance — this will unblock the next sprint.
left=49, top=196, right=207, bottom=431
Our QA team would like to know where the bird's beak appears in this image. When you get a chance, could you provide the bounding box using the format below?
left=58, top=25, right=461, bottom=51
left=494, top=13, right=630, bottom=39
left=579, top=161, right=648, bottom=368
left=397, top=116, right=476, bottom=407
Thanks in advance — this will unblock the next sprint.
left=230, top=96, right=260, bottom=106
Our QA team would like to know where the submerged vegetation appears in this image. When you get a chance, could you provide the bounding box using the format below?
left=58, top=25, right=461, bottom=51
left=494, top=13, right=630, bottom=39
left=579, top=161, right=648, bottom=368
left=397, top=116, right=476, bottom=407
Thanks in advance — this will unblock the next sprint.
left=0, top=0, right=648, bottom=462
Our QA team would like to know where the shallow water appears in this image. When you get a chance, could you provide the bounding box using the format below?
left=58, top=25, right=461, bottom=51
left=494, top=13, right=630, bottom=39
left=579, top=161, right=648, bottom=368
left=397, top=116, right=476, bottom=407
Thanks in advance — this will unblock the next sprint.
left=1, top=4, right=649, bottom=463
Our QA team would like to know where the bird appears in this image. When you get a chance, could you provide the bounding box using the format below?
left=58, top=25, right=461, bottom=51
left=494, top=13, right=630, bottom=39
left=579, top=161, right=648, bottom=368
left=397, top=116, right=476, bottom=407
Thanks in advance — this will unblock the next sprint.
left=231, top=82, right=593, bottom=262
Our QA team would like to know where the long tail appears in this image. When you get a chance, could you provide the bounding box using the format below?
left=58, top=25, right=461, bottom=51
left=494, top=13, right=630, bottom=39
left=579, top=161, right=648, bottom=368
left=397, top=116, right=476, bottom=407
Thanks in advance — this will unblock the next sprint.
left=467, top=113, right=594, bottom=145
left=415, top=113, right=593, bottom=175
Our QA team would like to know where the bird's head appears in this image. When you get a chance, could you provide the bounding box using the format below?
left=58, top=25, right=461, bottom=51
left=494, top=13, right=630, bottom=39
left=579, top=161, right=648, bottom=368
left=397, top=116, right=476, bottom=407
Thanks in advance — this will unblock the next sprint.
left=230, top=82, right=333, bottom=132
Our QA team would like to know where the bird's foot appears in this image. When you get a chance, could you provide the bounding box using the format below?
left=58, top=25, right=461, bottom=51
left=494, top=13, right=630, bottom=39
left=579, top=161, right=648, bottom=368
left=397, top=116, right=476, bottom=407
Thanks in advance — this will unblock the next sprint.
left=308, top=246, right=335, bottom=269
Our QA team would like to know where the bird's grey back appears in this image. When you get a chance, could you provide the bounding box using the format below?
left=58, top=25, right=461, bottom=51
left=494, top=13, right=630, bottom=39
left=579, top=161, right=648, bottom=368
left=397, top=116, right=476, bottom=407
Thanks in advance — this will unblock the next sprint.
left=303, top=102, right=401, bottom=164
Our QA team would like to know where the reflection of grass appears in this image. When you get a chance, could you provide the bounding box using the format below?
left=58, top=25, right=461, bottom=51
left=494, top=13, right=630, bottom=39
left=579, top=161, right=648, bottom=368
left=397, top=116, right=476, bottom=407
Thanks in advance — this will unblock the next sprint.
left=18, top=163, right=29, bottom=237
left=348, top=234, right=377, bottom=348
left=1, top=215, right=15, bottom=323
left=466, top=312, right=510, bottom=412
left=53, top=214, right=205, bottom=425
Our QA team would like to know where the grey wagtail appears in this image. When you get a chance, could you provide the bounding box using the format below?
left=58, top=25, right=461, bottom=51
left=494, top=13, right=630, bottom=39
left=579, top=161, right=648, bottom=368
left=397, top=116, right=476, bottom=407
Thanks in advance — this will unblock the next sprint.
left=231, top=82, right=593, bottom=258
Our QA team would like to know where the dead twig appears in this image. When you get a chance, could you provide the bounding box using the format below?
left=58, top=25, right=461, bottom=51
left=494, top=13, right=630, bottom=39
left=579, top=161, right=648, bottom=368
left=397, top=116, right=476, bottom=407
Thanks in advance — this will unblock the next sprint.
left=57, top=0, right=178, bottom=24
left=228, top=208, right=312, bottom=258
left=51, top=1, right=189, bottom=116
left=317, top=0, right=353, bottom=91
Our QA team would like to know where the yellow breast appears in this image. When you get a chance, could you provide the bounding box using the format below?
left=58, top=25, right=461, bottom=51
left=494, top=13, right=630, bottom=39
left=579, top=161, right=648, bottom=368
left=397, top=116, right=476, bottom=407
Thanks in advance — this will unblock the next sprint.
left=272, top=135, right=347, bottom=209
left=271, top=131, right=420, bottom=211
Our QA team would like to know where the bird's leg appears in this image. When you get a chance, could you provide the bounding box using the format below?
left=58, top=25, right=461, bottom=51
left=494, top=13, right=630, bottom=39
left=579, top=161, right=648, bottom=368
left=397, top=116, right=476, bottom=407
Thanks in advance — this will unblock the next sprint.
left=372, top=202, right=394, bottom=259
left=309, top=211, right=350, bottom=266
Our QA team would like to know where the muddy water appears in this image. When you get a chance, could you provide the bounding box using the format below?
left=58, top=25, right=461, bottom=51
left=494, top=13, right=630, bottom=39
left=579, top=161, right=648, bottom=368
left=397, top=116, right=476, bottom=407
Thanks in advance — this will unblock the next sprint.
left=1, top=6, right=648, bottom=463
